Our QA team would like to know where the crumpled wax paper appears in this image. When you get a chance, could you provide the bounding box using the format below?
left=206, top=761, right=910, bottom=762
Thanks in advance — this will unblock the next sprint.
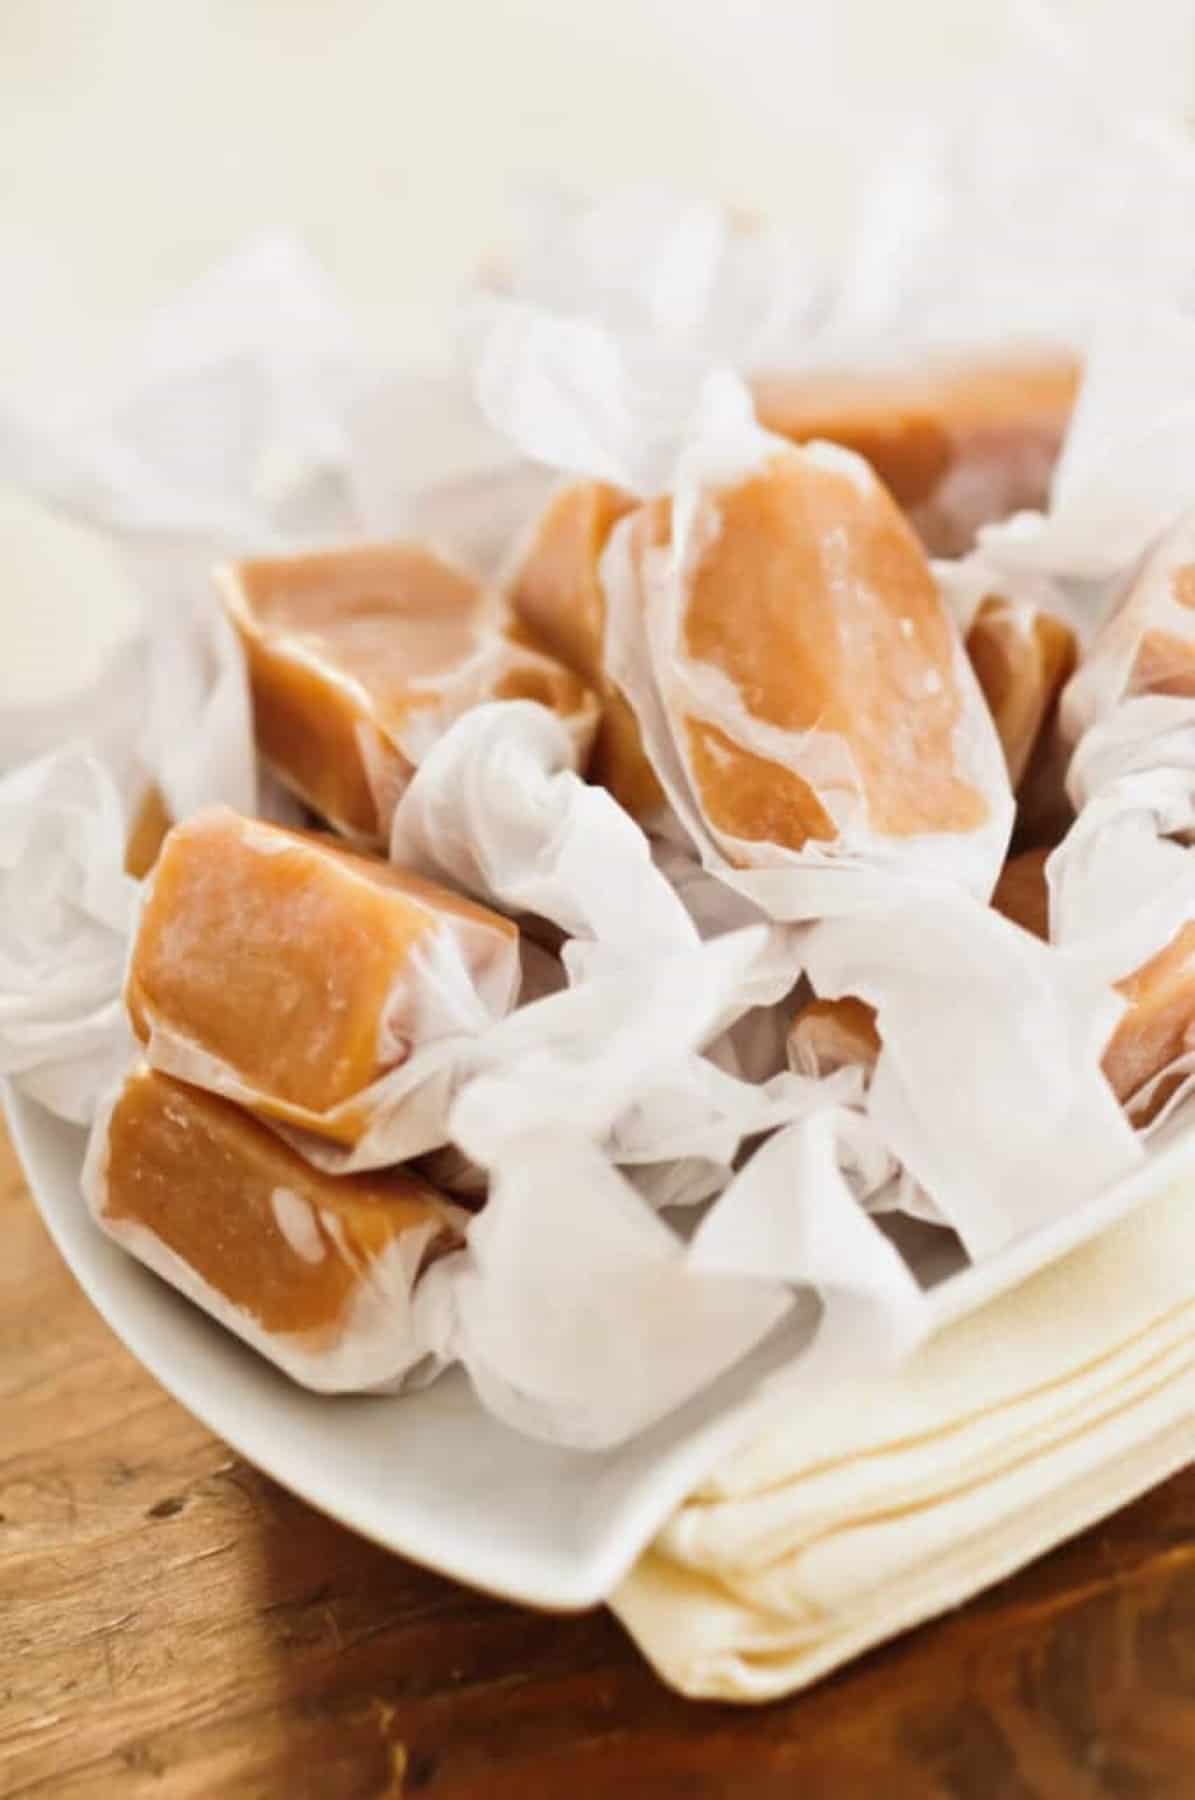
left=4, top=74, right=1194, bottom=1444
left=968, top=349, right=1195, bottom=1140
left=463, top=281, right=1144, bottom=1265
left=416, top=926, right=936, bottom=1448
left=945, top=301, right=1195, bottom=1125
left=0, top=747, right=138, bottom=1122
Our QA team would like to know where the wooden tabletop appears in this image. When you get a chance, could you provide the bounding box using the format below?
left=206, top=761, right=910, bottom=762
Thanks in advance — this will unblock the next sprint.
left=2, top=1120, right=1192, bottom=1800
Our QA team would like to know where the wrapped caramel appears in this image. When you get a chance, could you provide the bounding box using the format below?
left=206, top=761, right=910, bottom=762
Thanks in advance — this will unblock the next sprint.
left=4, top=212, right=1184, bottom=1452
left=753, top=355, right=1079, bottom=557
left=466, top=306, right=1135, bottom=1258
left=84, top=1063, right=463, bottom=1391
left=605, top=435, right=1014, bottom=900
left=221, top=541, right=599, bottom=843
left=128, top=807, right=521, bottom=1153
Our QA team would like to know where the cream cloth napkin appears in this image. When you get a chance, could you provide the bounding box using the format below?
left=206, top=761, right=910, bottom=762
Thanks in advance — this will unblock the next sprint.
left=612, top=1178, right=1194, bottom=1701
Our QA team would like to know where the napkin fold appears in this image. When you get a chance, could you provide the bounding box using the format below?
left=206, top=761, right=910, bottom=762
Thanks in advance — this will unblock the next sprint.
left=613, top=1177, right=1193, bottom=1701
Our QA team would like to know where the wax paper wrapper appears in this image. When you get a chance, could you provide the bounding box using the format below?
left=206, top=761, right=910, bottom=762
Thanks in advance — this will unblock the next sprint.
left=950, top=299, right=1195, bottom=1127
left=418, top=926, right=935, bottom=1448
left=931, top=307, right=1195, bottom=703
left=0, top=240, right=696, bottom=1156
left=977, top=308, right=1195, bottom=600
left=0, top=700, right=717, bottom=1188
left=466, top=298, right=1143, bottom=1260
left=0, top=87, right=1188, bottom=1453
left=0, top=733, right=517, bottom=1161
left=81, top=1063, right=469, bottom=1395
left=274, top=701, right=717, bottom=1173
left=0, top=748, right=139, bottom=1122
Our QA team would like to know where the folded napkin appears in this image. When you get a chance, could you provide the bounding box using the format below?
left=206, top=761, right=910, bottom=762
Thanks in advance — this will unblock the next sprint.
left=613, top=1178, right=1194, bottom=1701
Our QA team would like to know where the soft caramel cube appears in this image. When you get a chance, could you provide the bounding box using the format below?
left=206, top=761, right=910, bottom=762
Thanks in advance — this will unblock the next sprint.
left=966, top=598, right=1077, bottom=789
left=788, top=996, right=880, bottom=1080
left=221, top=541, right=598, bottom=842
left=89, top=1065, right=459, bottom=1379
left=753, top=355, right=1079, bottom=556
left=510, top=481, right=664, bottom=822
left=991, top=847, right=1050, bottom=941
left=1103, top=922, right=1195, bottom=1117
left=127, top=808, right=519, bottom=1144
left=637, top=445, right=991, bottom=855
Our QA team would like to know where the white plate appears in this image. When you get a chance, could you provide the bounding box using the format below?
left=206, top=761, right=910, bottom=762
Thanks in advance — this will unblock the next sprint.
left=8, top=1082, right=1187, bottom=1610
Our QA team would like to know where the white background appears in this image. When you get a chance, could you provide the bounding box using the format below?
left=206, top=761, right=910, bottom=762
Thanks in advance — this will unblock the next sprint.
left=1, top=0, right=1191, bottom=706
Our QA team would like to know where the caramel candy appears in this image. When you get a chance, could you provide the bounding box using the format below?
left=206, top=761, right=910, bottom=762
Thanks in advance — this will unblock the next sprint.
left=127, top=808, right=520, bottom=1146
left=788, top=996, right=880, bottom=1080
left=1061, top=510, right=1195, bottom=745
left=509, top=481, right=665, bottom=822
left=991, top=847, right=1050, bottom=941
left=966, top=598, right=1077, bottom=789
left=633, top=444, right=992, bottom=856
left=221, top=541, right=599, bottom=842
left=1103, top=923, right=1195, bottom=1118
left=124, top=783, right=172, bottom=879
left=753, top=354, right=1079, bottom=556
left=86, top=1064, right=460, bottom=1389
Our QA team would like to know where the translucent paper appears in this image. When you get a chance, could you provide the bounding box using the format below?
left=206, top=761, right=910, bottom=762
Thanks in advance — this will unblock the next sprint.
left=2, top=183, right=1191, bottom=1446
left=0, top=748, right=138, bottom=1122
left=468, top=296, right=1142, bottom=1264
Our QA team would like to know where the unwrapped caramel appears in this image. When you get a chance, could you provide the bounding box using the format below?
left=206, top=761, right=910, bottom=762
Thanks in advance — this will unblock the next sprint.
left=629, top=443, right=996, bottom=858
left=127, top=808, right=520, bottom=1145
left=753, top=354, right=1079, bottom=557
left=221, top=541, right=599, bottom=841
left=509, top=480, right=664, bottom=822
left=86, top=1064, right=460, bottom=1389
left=966, top=598, right=1077, bottom=791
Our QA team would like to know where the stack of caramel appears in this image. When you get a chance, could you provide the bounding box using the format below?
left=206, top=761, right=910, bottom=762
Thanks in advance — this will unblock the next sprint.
left=93, top=350, right=1190, bottom=1391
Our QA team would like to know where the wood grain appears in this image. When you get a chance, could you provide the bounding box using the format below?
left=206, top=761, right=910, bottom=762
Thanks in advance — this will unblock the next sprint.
left=1, top=1119, right=1192, bottom=1800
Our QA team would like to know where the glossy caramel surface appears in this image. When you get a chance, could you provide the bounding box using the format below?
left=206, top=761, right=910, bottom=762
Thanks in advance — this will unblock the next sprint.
left=127, top=809, right=515, bottom=1139
left=511, top=481, right=663, bottom=820
left=226, top=541, right=596, bottom=839
left=753, top=355, right=1079, bottom=554
left=665, top=450, right=989, bottom=850
left=100, top=1065, right=452, bottom=1340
